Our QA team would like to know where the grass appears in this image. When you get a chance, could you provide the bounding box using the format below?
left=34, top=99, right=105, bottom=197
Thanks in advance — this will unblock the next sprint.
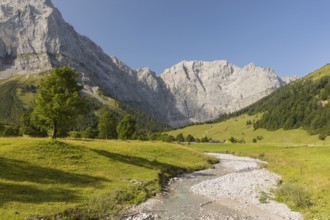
left=191, top=143, right=330, bottom=219
left=0, top=138, right=217, bottom=219
left=167, top=114, right=330, bottom=145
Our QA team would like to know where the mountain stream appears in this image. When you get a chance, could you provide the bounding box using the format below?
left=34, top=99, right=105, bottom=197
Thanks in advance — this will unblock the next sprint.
left=123, top=154, right=303, bottom=220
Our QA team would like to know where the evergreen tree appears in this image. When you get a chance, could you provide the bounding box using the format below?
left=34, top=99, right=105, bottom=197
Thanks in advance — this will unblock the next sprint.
left=98, top=112, right=117, bottom=139
left=117, top=115, right=136, bottom=140
left=186, top=134, right=195, bottom=142
left=176, top=133, right=184, bottom=142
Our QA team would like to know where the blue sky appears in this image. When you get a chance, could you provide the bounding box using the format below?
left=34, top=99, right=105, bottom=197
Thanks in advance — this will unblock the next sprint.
left=52, top=0, right=330, bottom=77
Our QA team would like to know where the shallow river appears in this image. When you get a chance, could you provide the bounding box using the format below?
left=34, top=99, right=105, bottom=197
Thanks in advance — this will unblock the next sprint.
left=123, top=154, right=302, bottom=220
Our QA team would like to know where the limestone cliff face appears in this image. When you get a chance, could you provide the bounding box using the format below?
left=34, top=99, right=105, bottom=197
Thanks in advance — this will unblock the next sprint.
left=0, top=0, right=173, bottom=122
left=0, top=0, right=288, bottom=127
left=160, top=61, right=284, bottom=126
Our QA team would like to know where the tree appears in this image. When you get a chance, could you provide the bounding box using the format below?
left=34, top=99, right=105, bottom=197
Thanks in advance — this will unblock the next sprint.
left=0, top=124, right=5, bottom=136
left=32, top=67, right=85, bottom=139
left=117, top=115, right=136, bottom=140
left=82, top=127, right=97, bottom=139
left=186, top=134, right=195, bottom=142
left=176, top=133, right=184, bottom=143
left=20, top=113, right=48, bottom=137
left=201, top=136, right=209, bottom=143
left=2, top=126, right=20, bottom=137
left=98, top=112, right=117, bottom=139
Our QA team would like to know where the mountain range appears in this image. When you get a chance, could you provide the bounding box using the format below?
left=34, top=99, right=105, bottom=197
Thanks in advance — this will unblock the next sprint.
left=0, top=0, right=292, bottom=127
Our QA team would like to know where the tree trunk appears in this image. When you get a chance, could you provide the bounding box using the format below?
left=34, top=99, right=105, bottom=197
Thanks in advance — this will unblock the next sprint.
left=52, top=121, right=57, bottom=139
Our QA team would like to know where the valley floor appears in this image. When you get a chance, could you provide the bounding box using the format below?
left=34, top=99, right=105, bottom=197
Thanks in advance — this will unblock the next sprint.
left=0, top=138, right=217, bottom=219
left=191, top=143, right=330, bottom=219
left=125, top=153, right=302, bottom=220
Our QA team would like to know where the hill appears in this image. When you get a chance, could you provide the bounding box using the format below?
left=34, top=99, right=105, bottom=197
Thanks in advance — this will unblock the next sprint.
left=0, top=74, right=171, bottom=133
left=0, top=138, right=217, bottom=219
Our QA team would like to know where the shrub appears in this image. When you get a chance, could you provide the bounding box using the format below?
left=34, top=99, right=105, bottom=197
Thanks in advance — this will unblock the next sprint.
left=275, top=183, right=313, bottom=209
left=319, top=133, right=327, bottom=140
left=2, top=126, right=21, bottom=137
left=258, top=191, right=270, bottom=204
left=69, top=131, right=81, bottom=139
left=186, top=134, right=195, bottom=142
left=82, top=127, right=97, bottom=139
left=258, top=152, right=265, bottom=160
left=201, top=136, right=209, bottom=143
left=229, top=137, right=237, bottom=143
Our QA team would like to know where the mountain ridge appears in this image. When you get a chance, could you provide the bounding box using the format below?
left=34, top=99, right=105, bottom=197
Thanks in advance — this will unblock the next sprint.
left=0, top=0, right=289, bottom=127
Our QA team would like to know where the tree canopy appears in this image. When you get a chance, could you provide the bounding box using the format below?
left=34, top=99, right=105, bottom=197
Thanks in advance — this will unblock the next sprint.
left=98, top=111, right=117, bottom=139
left=116, top=115, right=136, bottom=140
left=32, top=67, right=85, bottom=138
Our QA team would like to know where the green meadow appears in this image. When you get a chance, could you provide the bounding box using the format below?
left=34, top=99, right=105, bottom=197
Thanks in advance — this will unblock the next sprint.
left=0, top=138, right=217, bottom=219
left=167, top=114, right=330, bottom=145
left=168, top=114, right=330, bottom=219
left=190, top=143, right=330, bottom=219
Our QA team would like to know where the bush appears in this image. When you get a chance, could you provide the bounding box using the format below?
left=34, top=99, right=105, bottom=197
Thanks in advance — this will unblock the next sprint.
left=186, top=134, right=195, bottom=142
left=319, top=133, right=327, bottom=140
left=176, top=133, right=184, bottom=142
left=229, top=137, right=237, bottom=143
left=258, top=191, right=270, bottom=204
left=82, top=127, right=97, bottom=139
left=275, top=183, right=313, bottom=209
left=258, top=152, right=265, bottom=160
left=201, top=136, right=209, bottom=143
left=69, top=131, right=81, bottom=139
left=2, top=126, right=21, bottom=137
left=0, top=124, right=5, bottom=135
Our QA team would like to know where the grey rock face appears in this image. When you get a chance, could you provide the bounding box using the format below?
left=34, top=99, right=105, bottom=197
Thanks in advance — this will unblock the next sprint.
left=0, top=0, right=287, bottom=127
left=160, top=61, right=284, bottom=126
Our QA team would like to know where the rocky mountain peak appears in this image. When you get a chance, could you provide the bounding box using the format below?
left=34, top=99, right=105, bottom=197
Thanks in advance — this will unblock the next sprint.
left=0, top=1, right=288, bottom=127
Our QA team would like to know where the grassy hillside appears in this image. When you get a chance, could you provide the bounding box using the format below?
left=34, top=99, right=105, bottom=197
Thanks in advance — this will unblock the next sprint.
left=238, top=64, right=330, bottom=136
left=168, top=114, right=330, bottom=145
left=0, top=138, right=217, bottom=219
left=0, top=74, right=39, bottom=125
left=0, top=73, right=171, bottom=133
left=191, top=143, right=330, bottom=219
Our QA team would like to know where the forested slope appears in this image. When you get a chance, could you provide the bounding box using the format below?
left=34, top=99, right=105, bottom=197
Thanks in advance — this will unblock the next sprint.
left=246, top=64, right=330, bottom=136
left=0, top=74, right=171, bottom=133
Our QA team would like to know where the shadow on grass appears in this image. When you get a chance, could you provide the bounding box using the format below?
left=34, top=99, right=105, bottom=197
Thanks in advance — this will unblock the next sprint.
left=92, top=149, right=177, bottom=170
left=0, top=157, right=108, bottom=186
left=0, top=182, right=79, bottom=207
left=92, top=150, right=187, bottom=185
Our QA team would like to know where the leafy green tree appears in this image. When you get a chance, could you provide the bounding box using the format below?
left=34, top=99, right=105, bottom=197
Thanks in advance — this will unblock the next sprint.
left=32, top=67, right=85, bottom=139
left=117, top=115, right=136, bottom=140
left=20, top=113, right=48, bottom=137
left=176, top=133, right=184, bottom=142
left=98, top=112, right=117, bottom=139
left=69, top=131, right=81, bottom=139
left=82, top=127, right=97, bottom=139
left=0, top=124, right=5, bottom=136
left=201, top=136, right=209, bottom=143
left=186, top=134, right=195, bottom=142
left=164, top=135, right=175, bottom=143
left=2, top=126, right=20, bottom=137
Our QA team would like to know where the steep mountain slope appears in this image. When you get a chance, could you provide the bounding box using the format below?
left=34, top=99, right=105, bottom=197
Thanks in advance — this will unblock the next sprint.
left=0, top=0, right=287, bottom=127
left=169, top=64, right=330, bottom=140
left=161, top=61, right=284, bottom=126
left=248, top=64, right=330, bottom=136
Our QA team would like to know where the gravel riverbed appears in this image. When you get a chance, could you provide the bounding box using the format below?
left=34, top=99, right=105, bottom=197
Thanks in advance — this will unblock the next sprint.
left=123, top=153, right=303, bottom=220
